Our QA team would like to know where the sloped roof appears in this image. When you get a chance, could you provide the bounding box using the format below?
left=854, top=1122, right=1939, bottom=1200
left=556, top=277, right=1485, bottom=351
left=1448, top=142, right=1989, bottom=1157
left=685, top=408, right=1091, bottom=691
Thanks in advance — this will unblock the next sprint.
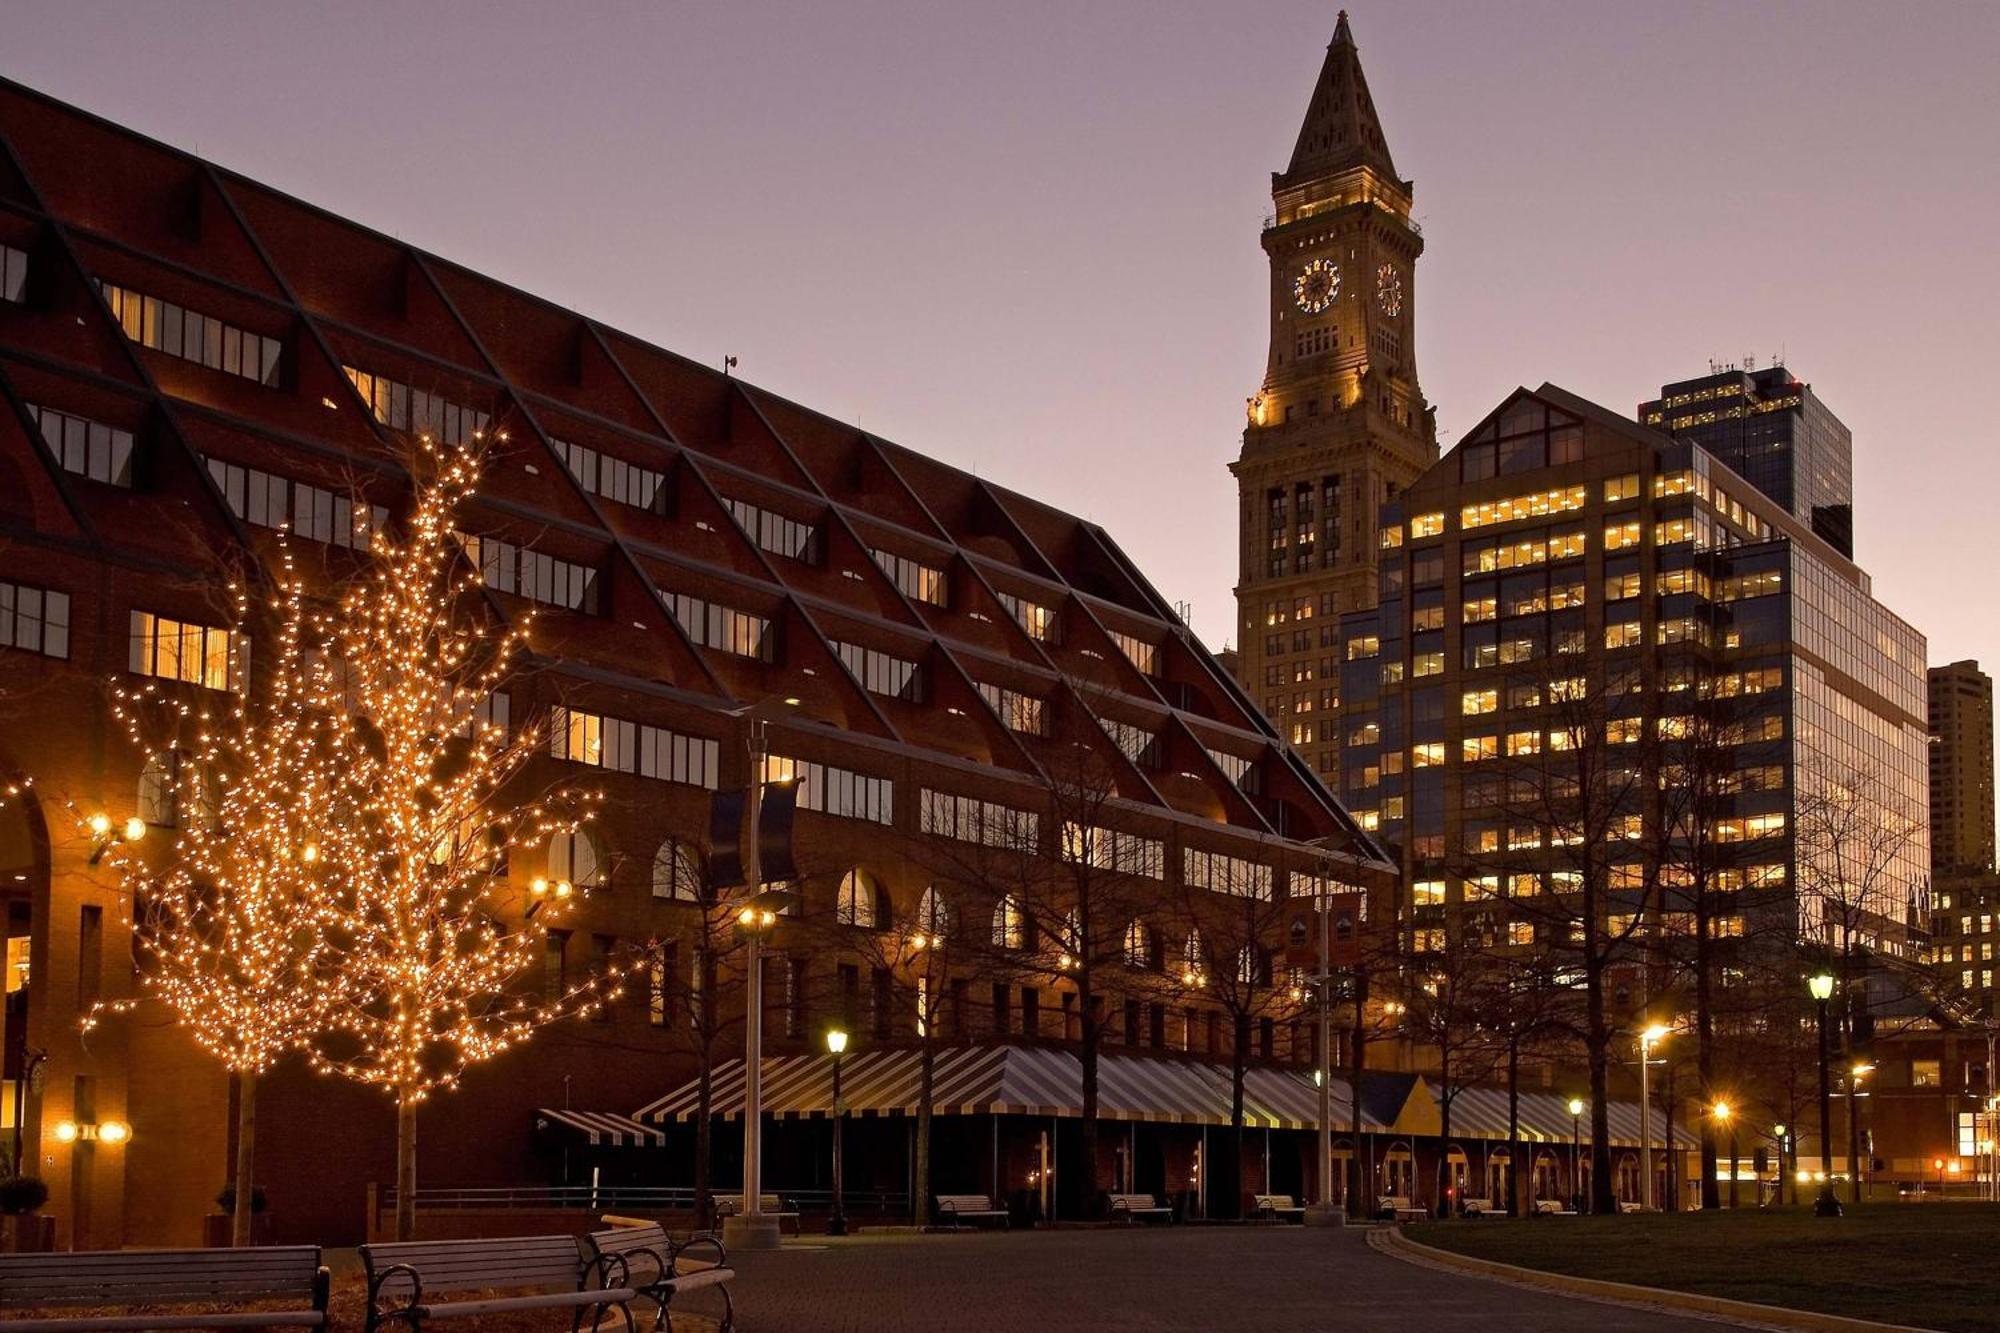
left=1282, top=11, right=1402, bottom=186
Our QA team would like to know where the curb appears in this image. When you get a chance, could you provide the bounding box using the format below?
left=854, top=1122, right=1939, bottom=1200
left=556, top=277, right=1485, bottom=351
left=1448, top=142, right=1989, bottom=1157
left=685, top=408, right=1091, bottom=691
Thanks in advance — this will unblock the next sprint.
left=1374, top=1225, right=1941, bottom=1333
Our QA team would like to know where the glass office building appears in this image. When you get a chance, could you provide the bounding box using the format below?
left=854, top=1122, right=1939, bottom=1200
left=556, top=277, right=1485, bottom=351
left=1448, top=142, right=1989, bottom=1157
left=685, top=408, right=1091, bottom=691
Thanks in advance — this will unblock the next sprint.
left=1339, top=383, right=1927, bottom=960
left=1639, top=366, right=1855, bottom=558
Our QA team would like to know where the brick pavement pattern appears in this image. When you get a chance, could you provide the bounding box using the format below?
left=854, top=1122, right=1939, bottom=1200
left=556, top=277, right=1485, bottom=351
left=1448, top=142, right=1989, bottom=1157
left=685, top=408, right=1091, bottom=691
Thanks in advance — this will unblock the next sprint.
left=726, top=1225, right=1736, bottom=1332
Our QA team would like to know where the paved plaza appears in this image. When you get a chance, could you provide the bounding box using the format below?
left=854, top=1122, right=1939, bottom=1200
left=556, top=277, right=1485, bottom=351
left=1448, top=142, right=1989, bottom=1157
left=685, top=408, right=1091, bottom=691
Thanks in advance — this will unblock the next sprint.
left=726, top=1225, right=1739, bottom=1332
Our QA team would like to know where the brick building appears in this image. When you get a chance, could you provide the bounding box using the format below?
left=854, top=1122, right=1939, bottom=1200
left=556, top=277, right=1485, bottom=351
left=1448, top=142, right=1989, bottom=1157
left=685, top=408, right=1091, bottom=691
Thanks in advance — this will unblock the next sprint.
left=0, top=75, right=1395, bottom=1247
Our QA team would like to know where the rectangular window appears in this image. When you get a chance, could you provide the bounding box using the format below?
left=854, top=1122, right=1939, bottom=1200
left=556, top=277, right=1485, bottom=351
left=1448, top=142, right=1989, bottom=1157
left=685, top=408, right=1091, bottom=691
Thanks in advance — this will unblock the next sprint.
left=101, top=281, right=283, bottom=386
left=871, top=548, right=947, bottom=605
left=1060, top=822, right=1165, bottom=879
left=129, top=610, right=245, bottom=691
left=665, top=591, right=773, bottom=660
left=550, top=706, right=719, bottom=788
left=834, top=640, right=923, bottom=701
left=1097, top=716, right=1159, bottom=767
left=995, top=591, right=1058, bottom=643
left=0, top=242, right=26, bottom=303
left=1459, top=485, right=1588, bottom=530
left=459, top=534, right=600, bottom=612
left=728, top=498, right=819, bottom=562
left=762, top=754, right=894, bottom=825
left=557, top=438, right=666, bottom=513
left=27, top=404, right=136, bottom=487
left=919, top=788, right=1038, bottom=850
left=976, top=682, right=1047, bottom=735
left=208, top=458, right=385, bottom=550
left=0, top=581, right=70, bottom=658
left=1604, top=474, right=1640, bottom=502
left=1603, top=520, right=1643, bottom=550
left=1108, top=629, right=1158, bottom=676
left=1408, top=512, right=1445, bottom=538
left=1461, top=688, right=1497, bottom=716
left=1182, top=847, right=1273, bottom=900
left=344, top=366, right=488, bottom=444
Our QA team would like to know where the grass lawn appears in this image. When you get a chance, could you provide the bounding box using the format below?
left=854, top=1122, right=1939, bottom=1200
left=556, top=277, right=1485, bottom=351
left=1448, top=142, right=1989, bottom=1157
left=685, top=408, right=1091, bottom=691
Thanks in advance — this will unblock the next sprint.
left=1408, top=1203, right=2000, bottom=1333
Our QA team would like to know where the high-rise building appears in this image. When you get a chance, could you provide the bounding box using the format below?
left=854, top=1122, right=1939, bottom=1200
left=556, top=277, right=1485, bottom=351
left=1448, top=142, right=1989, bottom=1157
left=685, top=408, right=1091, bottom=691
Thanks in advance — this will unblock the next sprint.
left=1231, top=12, right=1436, bottom=786
left=0, top=76, right=1389, bottom=1248
left=1929, top=660, right=1996, bottom=876
left=1337, top=382, right=1929, bottom=961
left=1639, top=365, right=1854, bottom=558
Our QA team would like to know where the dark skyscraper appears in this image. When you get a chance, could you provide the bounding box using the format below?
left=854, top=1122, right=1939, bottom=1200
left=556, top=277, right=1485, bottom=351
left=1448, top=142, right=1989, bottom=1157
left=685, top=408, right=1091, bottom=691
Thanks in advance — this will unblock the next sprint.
left=1639, top=365, right=1854, bottom=558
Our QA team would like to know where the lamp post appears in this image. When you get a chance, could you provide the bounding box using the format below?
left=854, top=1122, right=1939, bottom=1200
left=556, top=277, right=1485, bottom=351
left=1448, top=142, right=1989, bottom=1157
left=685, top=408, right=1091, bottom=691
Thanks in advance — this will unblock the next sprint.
left=1305, top=882, right=1340, bottom=1227
left=826, top=1028, right=849, bottom=1236
left=1808, top=972, right=1842, bottom=1217
left=1638, top=1024, right=1668, bottom=1211
left=721, top=695, right=801, bottom=1253
left=1772, top=1124, right=1788, bottom=1207
left=1847, top=1061, right=1872, bottom=1205
left=1711, top=1101, right=1737, bottom=1210
left=1568, top=1097, right=1584, bottom=1213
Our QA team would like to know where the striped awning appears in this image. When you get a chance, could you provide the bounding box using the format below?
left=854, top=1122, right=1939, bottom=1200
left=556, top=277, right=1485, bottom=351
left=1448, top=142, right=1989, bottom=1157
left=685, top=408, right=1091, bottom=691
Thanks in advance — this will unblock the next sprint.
left=1440, top=1085, right=1698, bottom=1150
left=634, top=1045, right=1391, bottom=1133
left=534, top=1108, right=667, bottom=1148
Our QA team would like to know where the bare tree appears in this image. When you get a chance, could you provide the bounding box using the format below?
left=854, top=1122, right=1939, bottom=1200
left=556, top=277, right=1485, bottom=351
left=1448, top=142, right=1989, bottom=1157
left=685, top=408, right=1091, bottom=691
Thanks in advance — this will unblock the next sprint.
left=1163, top=867, right=1304, bottom=1216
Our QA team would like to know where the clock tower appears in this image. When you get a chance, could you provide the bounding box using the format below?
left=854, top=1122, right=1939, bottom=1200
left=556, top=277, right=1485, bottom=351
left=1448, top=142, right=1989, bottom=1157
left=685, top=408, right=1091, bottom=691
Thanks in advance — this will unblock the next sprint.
left=1230, top=11, right=1435, bottom=778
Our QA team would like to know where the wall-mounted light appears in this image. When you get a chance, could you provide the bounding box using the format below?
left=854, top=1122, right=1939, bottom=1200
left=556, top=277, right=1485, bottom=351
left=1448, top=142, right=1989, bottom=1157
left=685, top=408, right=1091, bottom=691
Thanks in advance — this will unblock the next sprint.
left=88, top=814, right=145, bottom=864
left=49, top=1119, right=130, bottom=1145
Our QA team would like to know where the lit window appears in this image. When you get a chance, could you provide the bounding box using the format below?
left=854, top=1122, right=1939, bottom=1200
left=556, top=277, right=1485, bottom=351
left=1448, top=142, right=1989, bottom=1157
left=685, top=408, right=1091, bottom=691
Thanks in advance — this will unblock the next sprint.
left=1603, top=475, right=1640, bottom=502
left=103, top=281, right=283, bottom=386
left=129, top=610, right=244, bottom=691
left=1603, top=520, right=1643, bottom=550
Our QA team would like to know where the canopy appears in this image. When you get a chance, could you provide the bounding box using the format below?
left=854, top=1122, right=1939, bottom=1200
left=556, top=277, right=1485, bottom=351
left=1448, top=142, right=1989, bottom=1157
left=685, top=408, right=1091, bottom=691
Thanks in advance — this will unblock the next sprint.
left=634, top=1044, right=1388, bottom=1132
left=533, top=1107, right=666, bottom=1148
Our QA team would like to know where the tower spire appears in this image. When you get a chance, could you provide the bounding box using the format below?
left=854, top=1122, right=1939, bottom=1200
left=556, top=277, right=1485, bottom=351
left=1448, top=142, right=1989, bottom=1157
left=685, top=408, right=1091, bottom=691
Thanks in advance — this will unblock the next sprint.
left=1283, top=10, right=1400, bottom=186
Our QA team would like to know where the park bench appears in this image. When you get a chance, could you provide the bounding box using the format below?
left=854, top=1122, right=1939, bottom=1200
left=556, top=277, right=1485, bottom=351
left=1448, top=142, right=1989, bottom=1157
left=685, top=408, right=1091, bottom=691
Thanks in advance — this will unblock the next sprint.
left=1251, top=1194, right=1306, bottom=1223
left=1377, top=1195, right=1427, bottom=1222
left=1617, top=1200, right=1646, bottom=1214
left=1107, top=1192, right=1172, bottom=1224
left=1533, top=1199, right=1577, bottom=1216
left=586, top=1221, right=735, bottom=1332
left=935, top=1194, right=1010, bottom=1230
left=1460, top=1197, right=1503, bottom=1218
left=360, top=1234, right=634, bottom=1332
left=714, top=1192, right=800, bottom=1234
left=0, top=1245, right=330, bottom=1331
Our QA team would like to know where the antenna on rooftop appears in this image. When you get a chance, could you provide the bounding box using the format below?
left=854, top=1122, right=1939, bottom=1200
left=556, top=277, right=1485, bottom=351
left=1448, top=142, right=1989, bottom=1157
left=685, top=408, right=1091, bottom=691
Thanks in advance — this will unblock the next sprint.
left=722, top=354, right=738, bottom=377
left=1744, top=352, right=1757, bottom=372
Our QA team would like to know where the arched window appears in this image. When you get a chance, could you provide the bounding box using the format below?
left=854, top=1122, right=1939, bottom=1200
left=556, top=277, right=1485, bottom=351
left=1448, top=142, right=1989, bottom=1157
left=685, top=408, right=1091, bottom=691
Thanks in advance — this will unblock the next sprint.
left=548, top=826, right=606, bottom=888
left=1123, top=920, right=1152, bottom=969
left=992, top=895, right=1025, bottom=950
left=838, top=868, right=885, bottom=929
left=652, top=838, right=703, bottom=902
left=916, top=885, right=953, bottom=939
left=139, top=752, right=214, bottom=829
left=1236, top=945, right=1264, bottom=987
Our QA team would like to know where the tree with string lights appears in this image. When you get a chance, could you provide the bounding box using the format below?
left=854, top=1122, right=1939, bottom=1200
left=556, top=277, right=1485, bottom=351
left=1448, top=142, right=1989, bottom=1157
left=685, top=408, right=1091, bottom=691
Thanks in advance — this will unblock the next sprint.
left=97, top=439, right=629, bottom=1243
left=88, top=540, right=337, bottom=1247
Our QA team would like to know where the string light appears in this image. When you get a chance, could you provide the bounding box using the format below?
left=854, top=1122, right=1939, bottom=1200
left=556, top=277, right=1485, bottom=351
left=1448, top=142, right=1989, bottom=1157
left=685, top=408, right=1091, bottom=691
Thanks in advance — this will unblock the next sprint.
left=87, top=438, right=638, bottom=1237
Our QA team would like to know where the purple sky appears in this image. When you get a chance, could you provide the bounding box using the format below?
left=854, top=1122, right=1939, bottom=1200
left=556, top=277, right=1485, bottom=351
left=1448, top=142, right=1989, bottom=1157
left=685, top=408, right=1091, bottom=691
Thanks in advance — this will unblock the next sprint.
left=6, top=1, right=1997, bottom=673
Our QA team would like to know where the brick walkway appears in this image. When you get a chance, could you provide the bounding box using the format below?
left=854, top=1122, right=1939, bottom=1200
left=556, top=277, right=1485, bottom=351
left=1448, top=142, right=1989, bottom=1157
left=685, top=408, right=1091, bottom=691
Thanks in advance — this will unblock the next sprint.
left=726, top=1225, right=1736, bottom=1332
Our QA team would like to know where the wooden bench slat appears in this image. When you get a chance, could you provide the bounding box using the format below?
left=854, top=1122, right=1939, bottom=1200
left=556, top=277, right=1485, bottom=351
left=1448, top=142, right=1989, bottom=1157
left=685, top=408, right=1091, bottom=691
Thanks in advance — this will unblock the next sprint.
left=412, top=1286, right=636, bottom=1320
left=4, top=1315, right=325, bottom=1333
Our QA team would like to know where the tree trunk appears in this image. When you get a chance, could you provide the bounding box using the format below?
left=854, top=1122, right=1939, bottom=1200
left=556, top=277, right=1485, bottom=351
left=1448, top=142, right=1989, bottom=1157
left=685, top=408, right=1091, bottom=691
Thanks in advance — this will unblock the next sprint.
left=914, top=1036, right=935, bottom=1227
left=1231, top=1042, right=1248, bottom=1220
left=1506, top=1044, right=1523, bottom=1217
left=1079, top=982, right=1102, bottom=1215
left=1435, top=1048, right=1452, bottom=1218
left=1696, top=921, right=1719, bottom=1210
left=232, top=1070, right=256, bottom=1247
left=394, top=1089, right=418, bottom=1242
left=694, top=1052, right=714, bottom=1230
left=1585, top=967, right=1616, bottom=1215
left=1346, top=968, right=1369, bottom=1219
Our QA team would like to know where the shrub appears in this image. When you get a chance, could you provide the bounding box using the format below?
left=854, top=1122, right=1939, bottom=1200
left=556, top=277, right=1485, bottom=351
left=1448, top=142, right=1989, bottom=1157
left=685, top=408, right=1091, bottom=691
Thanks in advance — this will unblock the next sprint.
left=0, top=1175, right=49, bottom=1215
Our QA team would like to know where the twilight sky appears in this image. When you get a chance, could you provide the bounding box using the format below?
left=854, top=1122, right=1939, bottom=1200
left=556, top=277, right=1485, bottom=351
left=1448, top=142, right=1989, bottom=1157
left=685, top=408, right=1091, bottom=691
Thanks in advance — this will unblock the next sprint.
left=5, top=0, right=1997, bottom=672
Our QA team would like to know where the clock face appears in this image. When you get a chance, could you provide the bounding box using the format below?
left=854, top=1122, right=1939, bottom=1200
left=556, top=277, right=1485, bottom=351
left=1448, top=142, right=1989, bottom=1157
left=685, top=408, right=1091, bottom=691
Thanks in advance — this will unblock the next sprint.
left=1376, top=263, right=1404, bottom=317
left=1293, top=258, right=1340, bottom=315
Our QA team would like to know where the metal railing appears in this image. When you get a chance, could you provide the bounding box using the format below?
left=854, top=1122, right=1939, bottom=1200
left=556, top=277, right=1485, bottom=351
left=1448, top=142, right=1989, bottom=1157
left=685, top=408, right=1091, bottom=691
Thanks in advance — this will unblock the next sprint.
left=377, top=1184, right=913, bottom=1216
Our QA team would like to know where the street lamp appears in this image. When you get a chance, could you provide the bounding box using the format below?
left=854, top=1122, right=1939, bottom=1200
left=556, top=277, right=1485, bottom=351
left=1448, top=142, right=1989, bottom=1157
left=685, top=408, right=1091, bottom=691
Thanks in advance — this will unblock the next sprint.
left=1638, top=1024, right=1669, bottom=1211
left=718, top=695, right=801, bottom=1253
left=1772, top=1124, right=1788, bottom=1206
left=1711, top=1101, right=1737, bottom=1210
left=1847, top=1061, right=1873, bottom=1206
left=826, top=1028, right=849, bottom=1236
left=1807, top=972, right=1842, bottom=1217
left=1568, top=1097, right=1585, bottom=1214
